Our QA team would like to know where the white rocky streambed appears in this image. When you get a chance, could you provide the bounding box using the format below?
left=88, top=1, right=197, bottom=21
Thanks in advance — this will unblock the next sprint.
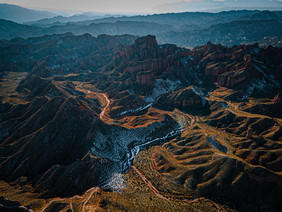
left=97, top=127, right=183, bottom=191
left=89, top=92, right=188, bottom=190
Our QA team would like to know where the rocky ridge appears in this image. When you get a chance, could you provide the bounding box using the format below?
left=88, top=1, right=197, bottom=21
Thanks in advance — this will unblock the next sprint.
left=0, top=34, right=281, bottom=211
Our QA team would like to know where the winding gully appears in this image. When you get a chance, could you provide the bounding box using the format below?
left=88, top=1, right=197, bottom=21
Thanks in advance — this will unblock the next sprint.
left=41, top=83, right=226, bottom=212
left=76, top=82, right=196, bottom=171
left=56, top=82, right=199, bottom=209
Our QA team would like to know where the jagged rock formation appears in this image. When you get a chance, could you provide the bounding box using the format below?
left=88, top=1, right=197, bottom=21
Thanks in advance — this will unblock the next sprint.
left=0, top=33, right=281, bottom=211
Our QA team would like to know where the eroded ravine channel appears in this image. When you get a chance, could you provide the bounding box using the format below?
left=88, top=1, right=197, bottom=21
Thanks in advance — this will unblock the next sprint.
left=98, top=92, right=190, bottom=174
left=77, top=85, right=195, bottom=189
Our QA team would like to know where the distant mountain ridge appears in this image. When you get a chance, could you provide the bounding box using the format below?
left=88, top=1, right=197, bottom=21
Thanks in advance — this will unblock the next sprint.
left=0, top=4, right=56, bottom=23
left=239, top=10, right=281, bottom=21
left=48, top=10, right=260, bottom=28
left=159, top=19, right=282, bottom=47
left=23, top=14, right=118, bottom=27
left=155, top=0, right=282, bottom=13
left=0, top=10, right=281, bottom=48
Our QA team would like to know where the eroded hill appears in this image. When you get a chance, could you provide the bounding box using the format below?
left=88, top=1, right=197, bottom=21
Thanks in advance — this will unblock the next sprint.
left=0, top=34, right=281, bottom=211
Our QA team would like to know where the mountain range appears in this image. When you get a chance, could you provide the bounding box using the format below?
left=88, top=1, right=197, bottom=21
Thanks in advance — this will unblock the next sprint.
left=155, top=0, right=282, bottom=13
left=0, top=3, right=130, bottom=24
left=0, top=10, right=281, bottom=48
left=0, top=3, right=282, bottom=212
left=0, top=32, right=281, bottom=212
left=0, top=4, right=56, bottom=23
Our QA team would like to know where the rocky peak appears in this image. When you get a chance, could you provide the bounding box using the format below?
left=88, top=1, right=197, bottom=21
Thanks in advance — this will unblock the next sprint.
left=131, top=35, right=158, bottom=60
left=133, top=35, right=158, bottom=48
left=203, top=41, right=224, bottom=53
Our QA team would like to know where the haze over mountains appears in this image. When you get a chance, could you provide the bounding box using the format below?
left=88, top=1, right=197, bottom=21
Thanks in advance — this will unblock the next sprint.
left=0, top=4, right=282, bottom=48
left=0, top=2, right=282, bottom=212
left=0, top=4, right=57, bottom=23
left=1, top=0, right=282, bottom=13
left=156, top=0, right=282, bottom=13
left=0, top=4, right=121, bottom=23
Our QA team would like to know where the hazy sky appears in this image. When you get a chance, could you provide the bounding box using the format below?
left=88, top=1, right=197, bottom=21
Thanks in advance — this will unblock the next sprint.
left=0, top=0, right=192, bottom=13
left=1, top=0, right=281, bottom=13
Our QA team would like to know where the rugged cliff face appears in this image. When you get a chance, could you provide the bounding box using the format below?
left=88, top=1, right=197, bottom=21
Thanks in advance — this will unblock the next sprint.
left=0, top=34, right=281, bottom=211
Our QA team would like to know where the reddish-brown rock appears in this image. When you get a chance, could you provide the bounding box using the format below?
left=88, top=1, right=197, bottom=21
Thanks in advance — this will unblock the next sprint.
left=136, top=70, right=154, bottom=86
left=217, top=68, right=249, bottom=88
